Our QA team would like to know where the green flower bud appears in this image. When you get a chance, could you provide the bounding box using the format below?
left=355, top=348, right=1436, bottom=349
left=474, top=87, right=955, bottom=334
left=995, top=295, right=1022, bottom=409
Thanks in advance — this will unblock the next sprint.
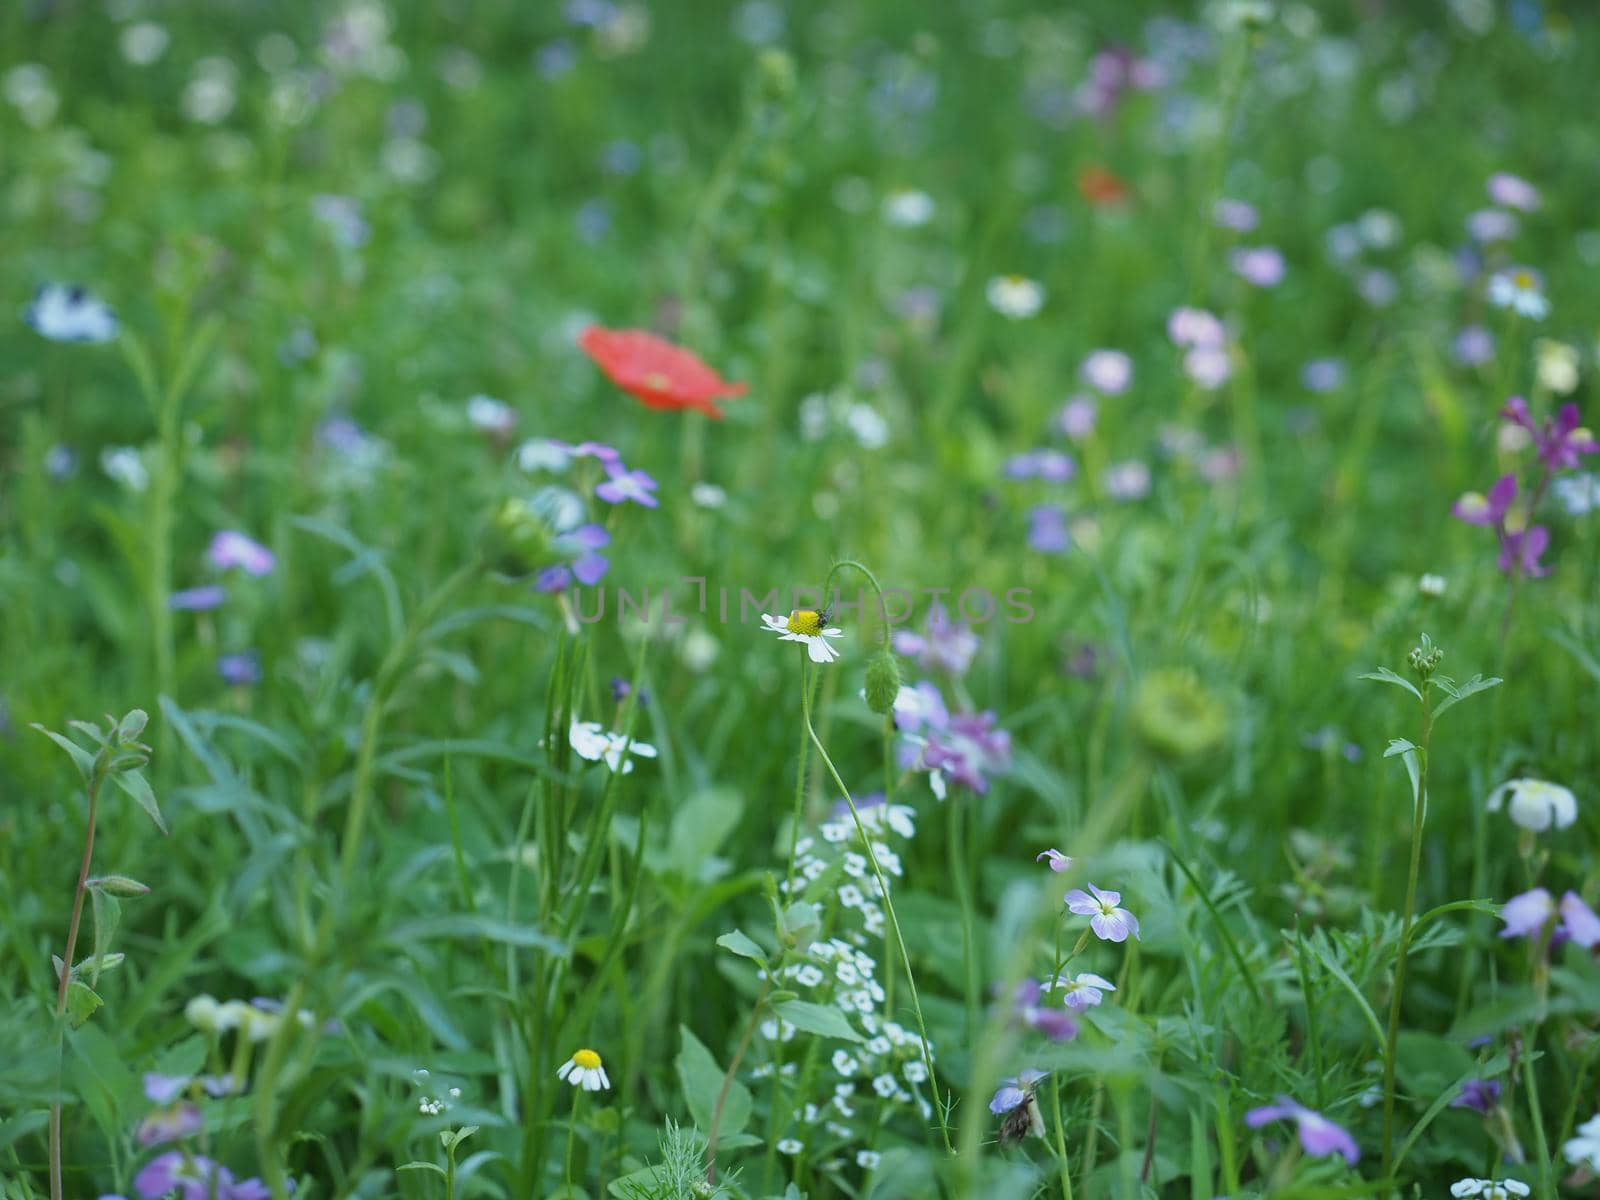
left=1133, top=668, right=1229, bottom=759
left=864, top=649, right=902, bottom=715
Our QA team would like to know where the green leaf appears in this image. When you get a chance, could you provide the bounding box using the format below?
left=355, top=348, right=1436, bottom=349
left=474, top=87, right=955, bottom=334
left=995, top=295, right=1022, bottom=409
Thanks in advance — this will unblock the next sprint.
left=1432, top=673, right=1502, bottom=719
left=1358, top=667, right=1422, bottom=702
left=396, top=1162, right=448, bottom=1177
left=383, top=914, right=566, bottom=955
left=88, top=874, right=151, bottom=897
left=1304, top=938, right=1386, bottom=1053
left=441, top=1124, right=479, bottom=1150
left=31, top=724, right=96, bottom=782
left=112, top=769, right=167, bottom=834
left=716, top=929, right=767, bottom=966
left=666, top=787, right=743, bottom=879
left=773, top=999, right=864, bottom=1043
left=66, top=981, right=103, bottom=1027
left=89, top=889, right=120, bottom=986
left=675, top=1024, right=751, bottom=1137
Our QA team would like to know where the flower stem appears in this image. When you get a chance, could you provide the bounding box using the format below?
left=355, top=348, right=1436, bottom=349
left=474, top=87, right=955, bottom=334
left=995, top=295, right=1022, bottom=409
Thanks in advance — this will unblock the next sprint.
left=565, top=1089, right=582, bottom=1186
left=1379, top=682, right=1432, bottom=1177
left=706, top=979, right=770, bottom=1184
left=1050, top=1075, right=1074, bottom=1200
left=949, top=795, right=979, bottom=1038
left=786, top=659, right=814, bottom=893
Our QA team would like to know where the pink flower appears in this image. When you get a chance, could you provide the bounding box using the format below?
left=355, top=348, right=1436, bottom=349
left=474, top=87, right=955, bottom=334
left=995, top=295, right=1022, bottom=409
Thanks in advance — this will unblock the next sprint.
left=1080, top=349, right=1133, bottom=395
left=1487, top=171, right=1540, bottom=212
left=207, top=531, right=276, bottom=577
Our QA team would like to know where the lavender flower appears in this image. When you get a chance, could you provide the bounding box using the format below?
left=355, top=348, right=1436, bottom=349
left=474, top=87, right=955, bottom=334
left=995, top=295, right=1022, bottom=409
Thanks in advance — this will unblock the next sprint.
left=1454, top=325, right=1495, bottom=366
left=207, top=531, right=276, bottom=576
left=1231, top=245, right=1286, bottom=287
left=217, top=652, right=262, bottom=686
left=595, top=465, right=659, bottom=508
left=1300, top=358, right=1345, bottom=392
left=1065, top=883, right=1140, bottom=942
left=546, top=523, right=610, bottom=586
left=989, top=1067, right=1048, bottom=1113
left=1245, top=1096, right=1360, bottom=1164
left=892, top=604, right=980, bottom=675
left=1487, top=171, right=1540, bottom=212
left=1036, top=848, right=1073, bottom=872
left=1560, top=892, right=1600, bottom=949
left=1501, top=397, right=1599, bottom=472
left=1057, top=395, right=1097, bottom=439
left=1213, top=197, right=1259, bottom=232
left=1004, top=449, right=1076, bottom=482
left=133, top=1151, right=277, bottom=1200
left=1499, top=888, right=1555, bottom=940
left=170, top=585, right=227, bottom=611
left=1044, top=971, right=1116, bottom=1011
left=1027, top=505, right=1071, bottom=554
left=1452, top=1078, right=1502, bottom=1114
left=894, top=681, right=1010, bottom=798
left=1080, top=349, right=1132, bottom=395
left=1103, top=460, right=1151, bottom=500
left=1011, top=980, right=1078, bottom=1042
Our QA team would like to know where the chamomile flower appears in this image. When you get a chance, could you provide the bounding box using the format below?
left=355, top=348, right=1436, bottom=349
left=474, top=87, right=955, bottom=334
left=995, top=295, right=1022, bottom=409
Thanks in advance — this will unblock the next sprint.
left=1488, top=268, right=1549, bottom=320
left=568, top=720, right=657, bottom=773
left=26, top=283, right=119, bottom=343
left=986, top=274, right=1045, bottom=319
left=556, top=1048, right=611, bottom=1091
left=762, top=610, right=844, bottom=664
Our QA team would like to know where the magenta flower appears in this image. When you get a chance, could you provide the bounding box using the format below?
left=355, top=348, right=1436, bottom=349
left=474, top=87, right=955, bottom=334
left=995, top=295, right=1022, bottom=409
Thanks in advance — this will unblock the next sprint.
left=1560, top=891, right=1600, bottom=949
left=1497, top=525, right=1550, bottom=578
left=1036, top=848, right=1073, bottom=872
left=1245, top=1097, right=1360, bottom=1164
left=893, top=603, right=980, bottom=675
left=596, top=465, right=659, bottom=508
left=1065, top=883, right=1140, bottom=942
left=207, top=531, right=275, bottom=576
left=1500, top=887, right=1555, bottom=940
left=1451, top=474, right=1517, bottom=527
left=1501, top=397, right=1600, bottom=472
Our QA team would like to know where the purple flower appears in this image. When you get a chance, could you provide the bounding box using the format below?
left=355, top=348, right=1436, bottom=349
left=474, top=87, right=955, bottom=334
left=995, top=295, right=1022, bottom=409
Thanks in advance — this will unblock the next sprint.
left=144, top=1074, right=190, bottom=1105
left=891, top=680, right=949, bottom=735
left=1183, top=346, right=1232, bottom=389
left=1044, top=971, right=1116, bottom=1011
left=1103, top=460, right=1151, bottom=501
left=1497, top=525, right=1550, bottom=578
left=892, top=603, right=980, bottom=675
left=1065, top=883, right=1140, bottom=943
left=1012, top=980, right=1078, bottom=1043
left=1168, top=306, right=1226, bottom=350
left=1057, top=395, right=1097, bottom=439
left=1560, top=891, right=1600, bottom=949
left=169, top=585, right=227, bottom=612
left=1500, top=887, right=1555, bottom=940
left=1036, top=848, right=1073, bottom=872
left=1452, top=1078, right=1502, bottom=1114
left=1487, top=171, right=1540, bottom=212
left=133, top=1152, right=279, bottom=1200
left=1213, top=197, right=1259, bottom=232
left=217, top=652, right=262, bottom=687
left=1027, top=505, right=1070, bottom=554
left=1300, top=358, right=1345, bottom=393
left=989, top=1067, right=1048, bottom=1114
left=611, top=677, right=649, bottom=706
left=1454, top=325, right=1495, bottom=366
left=1231, top=246, right=1286, bottom=287
left=207, top=531, right=275, bottom=576
left=1467, top=208, right=1519, bottom=243
left=535, top=565, right=573, bottom=593
left=1004, top=449, right=1076, bottom=482
left=137, top=1102, right=203, bottom=1147
left=1245, top=1097, right=1360, bottom=1164
left=556, top=523, right=611, bottom=585
left=1451, top=474, right=1517, bottom=527
left=895, top=683, right=1010, bottom=798
left=595, top=466, right=659, bottom=508
left=1081, top=349, right=1132, bottom=395
left=1501, top=397, right=1600, bottom=472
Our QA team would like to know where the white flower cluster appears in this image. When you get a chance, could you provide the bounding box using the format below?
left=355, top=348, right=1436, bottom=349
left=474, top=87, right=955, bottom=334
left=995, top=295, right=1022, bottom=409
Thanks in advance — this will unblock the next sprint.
left=758, top=801, right=931, bottom=1168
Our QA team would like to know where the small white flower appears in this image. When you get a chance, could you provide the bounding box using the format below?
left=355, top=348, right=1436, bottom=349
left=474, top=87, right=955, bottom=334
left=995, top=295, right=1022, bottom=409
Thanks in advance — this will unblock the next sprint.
left=1418, top=573, right=1447, bottom=597
left=101, top=446, right=149, bottom=492
left=568, top=720, right=657, bottom=774
left=1565, top=1112, right=1600, bottom=1170
left=467, top=394, right=516, bottom=434
left=1488, top=778, right=1578, bottom=833
left=871, top=1073, right=898, bottom=1098
left=1552, top=472, right=1600, bottom=516
left=1487, top=268, right=1549, bottom=320
left=556, top=1048, right=611, bottom=1091
left=690, top=481, right=727, bottom=508
left=777, top=1137, right=804, bottom=1155
left=903, top=1059, right=928, bottom=1084
left=986, top=274, right=1045, bottom=320
left=883, top=188, right=935, bottom=227
left=856, top=1149, right=882, bottom=1170
left=794, top=964, right=825, bottom=988
left=25, top=284, right=118, bottom=343
left=1451, top=1179, right=1531, bottom=1199
left=761, top=610, right=845, bottom=664
left=120, top=22, right=171, bottom=66
left=1044, top=971, right=1118, bottom=1011
left=832, top=1050, right=858, bottom=1076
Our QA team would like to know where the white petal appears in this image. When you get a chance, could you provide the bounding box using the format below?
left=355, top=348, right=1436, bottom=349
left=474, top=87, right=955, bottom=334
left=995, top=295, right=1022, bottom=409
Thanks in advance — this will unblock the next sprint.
left=806, top=637, right=838, bottom=664
left=597, top=1067, right=611, bottom=1089
left=629, top=741, right=658, bottom=758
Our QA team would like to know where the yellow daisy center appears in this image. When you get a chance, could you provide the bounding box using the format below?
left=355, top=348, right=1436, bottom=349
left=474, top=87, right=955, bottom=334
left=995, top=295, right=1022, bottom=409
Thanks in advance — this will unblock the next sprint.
left=786, top=610, right=825, bottom=637
left=1513, top=270, right=1534, bottom=289
left=573, top=1048, right=602, bottom=1069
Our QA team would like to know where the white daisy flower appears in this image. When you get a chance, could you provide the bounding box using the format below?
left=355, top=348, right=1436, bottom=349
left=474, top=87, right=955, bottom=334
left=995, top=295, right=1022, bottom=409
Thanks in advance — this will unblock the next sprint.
left=856, top=1149, right=882, bottom=1170
left=985, top=274, right=1045, bottom=319
left=466, top=393, right=516, bottom=434
left=556, top=1048, right=611, bottom=1091
left=761, top=610, right=844, bottom=664
left=1487, top=778, right=1578, bottom=832
left=25, top=284, right=118, bottom=343
left=1487, top=268, right=1549, bottom=320
left=1451, top=1179, right=1531, bottom=1199
left=777, top=1137, right=804, bottom=1155
left=568, top=720, right=657, bottom=774
left=883, top=188, right=935, bottom=227
left=1418, top=573, right=1447, bottom=597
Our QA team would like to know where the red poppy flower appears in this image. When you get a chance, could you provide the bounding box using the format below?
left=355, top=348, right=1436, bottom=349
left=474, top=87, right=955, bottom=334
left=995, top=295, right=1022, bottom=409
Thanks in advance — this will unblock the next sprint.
left=579, top=326, right=747, bottom=419
left=1076, top=164, right=1131, bottom=208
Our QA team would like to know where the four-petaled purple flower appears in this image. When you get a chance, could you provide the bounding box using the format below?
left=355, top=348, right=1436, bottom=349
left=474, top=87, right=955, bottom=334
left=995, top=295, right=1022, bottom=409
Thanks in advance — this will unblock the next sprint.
left=1044, top=971, right=1117, bottom=1011
left=1502, top=397, right=1599, bottom=473
left=893, top=603, right=980, bottom=675
left=989, top=1067, right=1048, bottom=1114
left=207, top=531, right=276, bottom=576
left=1560, top=891, right=1600, bottom=949
left=133, top=1151, right=279, bottom=1200
left=1499, top=887, right=1555, bottom=940
left=1065, top=883, right=1140, bottom=943
left=1245, top=1096, right=1360, bottom=1165
left=595, top=465, right=659, bottom=508
left=1452, top=1078, right=1502, bottom=1114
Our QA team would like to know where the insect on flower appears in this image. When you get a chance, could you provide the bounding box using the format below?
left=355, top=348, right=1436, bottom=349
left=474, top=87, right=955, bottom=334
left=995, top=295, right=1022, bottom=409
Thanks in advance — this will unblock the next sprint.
left=990, top=1068, right=1048, bottom=1144
left=762, top=606, right=845, bottom=664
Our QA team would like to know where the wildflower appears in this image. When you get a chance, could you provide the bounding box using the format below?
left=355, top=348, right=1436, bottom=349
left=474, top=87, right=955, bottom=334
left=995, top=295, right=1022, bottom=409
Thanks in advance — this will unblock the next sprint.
left=1564, top=1113, right=1600, bottom=1170
left=1450, top=1178, right=1529, bottom=1198
left=1498, top=525, right=1550, bottom=578
left=883, top=188, right=935, bottom=227
left=1499, top=887, right=1555, bottom=940
left=776, top=1137, right=804, bottom=1154
left=1035, top=848, right=1073, bottom=872
left=25, top=284, right=118, bottom=343
left=1027, top=504, right=1070, bottom=553
left=1452, top=474, right=1517, bottom=527
left=1231, top=245, right=1286, bottom=287
left=579, top=326, right=747, bottom=418
left=568, top=721, right=656, bottom=774
left=986, top=275, right=1045, bottom=319
left=1487, top=778, right=1577, bottom=832
left=595, top=465, right=660, bottom=508
left=690, top=481, right=726, bottom=508
left=1065, top=883, right=1140, bottom=943
left=466, top=394, right=516, bottom=435
left=762, top=609, right=844, bottom=664
left=920, top=712, right=1011, bottom=796
left=893, top=603, right=980, bottom=675
left=1245, top=1097, right=1360, bottom=1164
left=217, top=652, right=262, bottom=687
left=1300, top=358, right=1345, bottom=392
left=830, top=794, right=916, bottom=839
left=1454, top=325, right=1495, bottom=366
left=1044, top=971, right=1117, bottom=1011
left=1076, top=164, right=1130, bottom=207
left=1501, top=397, right=1599, bottom=472
left=1103, top=460, right=1151, bottom=500
left=208, top=531, right=276, bottom=576
left=170, top=585, right=227, bottom=612
left=120, top=22, right=171, bottom=66
left=133, top=1151, right=275, bottom=1200
left=556, top=1048, right=611, bottom=1091
left=1213, top=197, right=1258, bottom=232
left=1012, top=980, right=1078, bottom=1042
left=1419, top=573, right=1447, bottom=597
left=1452, top=1078, right=1502, bottom=1113
left=990, top=1068, right=1048, bottom=1143
left=1487, top=268, right=1549, bottom=320
left=1004, top=449, right=1076, bottom=482
left=1535, top=340, right=1580, bottom=395
left=544, top=523, right=611, bottom=587
left=137, top=1072, right=204, bottom=1147
left=1058, top=395, right=1097, bottom=439
left=310, top=194, right=371, bottom=248
left=1185, top=345, right=1232, bottom=389
left=1559, top=892, right=1600, bottom=949
left=1081, top=349, right=1133, bottom=395
left=1487, top=172, right=1541, bottom=212
left=1553, top=473, right=1600, bottom=516
left=1468, top=208, right=1519, bottom=243
left=856, top=1149, right=881, bottom=1169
